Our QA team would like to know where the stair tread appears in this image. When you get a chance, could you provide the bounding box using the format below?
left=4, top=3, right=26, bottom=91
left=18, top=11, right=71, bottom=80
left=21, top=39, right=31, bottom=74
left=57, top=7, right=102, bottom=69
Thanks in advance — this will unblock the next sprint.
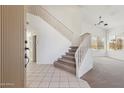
left=54, top=61, right=76, bottom=73
left=55, top=61, right=75, bottom=68
left=58, top=58, right=75, bottom=64
left=66, top=52, right=75, bottom=55
left=56, top=60, right=76, bottom=67
left=69, top=49, right=77, bottom=52
left=62, top=55, right=75, bottom=59
left=70, top=46, right=78, bottom=48
left=69, top=48, right=77, bottom=51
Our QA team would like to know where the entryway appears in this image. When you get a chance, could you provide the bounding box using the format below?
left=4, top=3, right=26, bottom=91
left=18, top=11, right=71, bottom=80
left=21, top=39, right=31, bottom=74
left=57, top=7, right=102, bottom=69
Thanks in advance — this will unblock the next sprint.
left=26, top=63, right=90, bottom=88
left=25, top=30, right=37, bottom=66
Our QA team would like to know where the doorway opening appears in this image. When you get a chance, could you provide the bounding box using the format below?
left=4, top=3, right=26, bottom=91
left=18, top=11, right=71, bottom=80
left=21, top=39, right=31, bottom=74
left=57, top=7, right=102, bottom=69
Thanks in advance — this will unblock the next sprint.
left=25, top=30, right=37, bottom=67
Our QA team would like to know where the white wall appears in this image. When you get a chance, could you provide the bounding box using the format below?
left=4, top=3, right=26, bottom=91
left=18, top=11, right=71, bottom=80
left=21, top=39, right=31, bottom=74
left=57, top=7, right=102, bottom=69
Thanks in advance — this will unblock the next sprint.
left=42, top=6, right=82, bottom=34
left=27, top=14, right=71, bottom=64
left=42, top=6, right=82, bottom=46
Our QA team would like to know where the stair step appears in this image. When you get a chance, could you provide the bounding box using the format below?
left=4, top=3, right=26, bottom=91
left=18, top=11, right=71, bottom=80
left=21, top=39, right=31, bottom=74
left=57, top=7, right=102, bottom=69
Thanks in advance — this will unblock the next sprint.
left=62, top=55, right=75, bottom=61
left=69, top=49, right=77, bottom=52
left=70, top=46, right=78, bottom=49
left=66, top=52, right=75, bottom=56
left=58, top=58, right=76, bottom=66
left=54, top=46, right=78, bottom=75
left=54, top=61, right=76, bottom=74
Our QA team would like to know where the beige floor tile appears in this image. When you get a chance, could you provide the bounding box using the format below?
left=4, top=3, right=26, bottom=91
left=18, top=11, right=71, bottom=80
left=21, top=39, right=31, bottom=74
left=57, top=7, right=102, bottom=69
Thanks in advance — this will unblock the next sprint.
left=45, top=74, right=53, bottom=77
left=68, top=78, right=78, bottom=82
left=51, top=77, right=60, bottom=82
left=49, top=82, right=59, bottom=88
left=78, top=81, right=90, bottom=88
left=59, top=82, right=69, bottom=88
left=27, top=76, right=36, bottom=81
left=38, top=81, right=50, bottom=88
left=69, top=82, right=80, bottom=88
left=42, top=77, right=52, bottom=82
left=60, top=77, right=68, bottom=82
left=28, top=81, right=40, bottom=88
left=26, top=63, right=90, bottom=88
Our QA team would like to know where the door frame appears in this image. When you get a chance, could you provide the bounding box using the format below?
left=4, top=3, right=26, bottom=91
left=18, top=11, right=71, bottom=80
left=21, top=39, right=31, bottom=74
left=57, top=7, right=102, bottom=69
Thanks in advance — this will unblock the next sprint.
left=32, top=35, right=37, bottom=62
left=0, top=5, right=25, bottom=88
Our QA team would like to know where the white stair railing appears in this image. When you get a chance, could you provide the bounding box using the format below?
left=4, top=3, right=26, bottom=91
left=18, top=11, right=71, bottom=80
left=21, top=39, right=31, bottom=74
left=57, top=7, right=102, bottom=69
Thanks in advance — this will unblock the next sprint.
left=75, top=33, right=93, bottom=78
left=27, top=5, right=73, bottom=41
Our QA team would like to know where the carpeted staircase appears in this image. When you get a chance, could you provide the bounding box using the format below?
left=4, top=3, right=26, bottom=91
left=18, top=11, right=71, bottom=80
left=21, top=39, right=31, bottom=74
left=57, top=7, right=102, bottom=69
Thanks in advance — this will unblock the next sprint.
left=54, top=46, right=78, bottom=74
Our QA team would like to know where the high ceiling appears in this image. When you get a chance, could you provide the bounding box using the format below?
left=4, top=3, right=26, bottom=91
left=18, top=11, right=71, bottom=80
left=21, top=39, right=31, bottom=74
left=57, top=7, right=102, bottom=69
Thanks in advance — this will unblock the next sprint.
left=28, top=5, right=124, bottom=33
left=80, top=5, right=124, bottom=30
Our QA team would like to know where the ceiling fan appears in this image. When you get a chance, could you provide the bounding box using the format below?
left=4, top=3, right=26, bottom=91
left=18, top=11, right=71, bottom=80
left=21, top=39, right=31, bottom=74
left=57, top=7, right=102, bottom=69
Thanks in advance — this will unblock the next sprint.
left=95, top=16, right=108, bottom=26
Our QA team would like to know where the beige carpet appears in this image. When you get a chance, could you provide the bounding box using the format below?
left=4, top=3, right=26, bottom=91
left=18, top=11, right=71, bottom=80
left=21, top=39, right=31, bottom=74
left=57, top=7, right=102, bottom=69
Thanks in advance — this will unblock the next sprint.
left=82, top=57, right=124, bottom=88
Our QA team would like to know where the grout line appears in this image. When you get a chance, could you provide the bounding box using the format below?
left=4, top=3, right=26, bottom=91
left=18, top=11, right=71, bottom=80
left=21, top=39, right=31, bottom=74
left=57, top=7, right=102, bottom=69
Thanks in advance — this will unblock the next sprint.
left=26, top=64, right=89, bottom=88
left=67, top=72, right=70, bottom=88
left=37, top=64, right=51, bottom=88
left=48, top=65, right=55, bottom=88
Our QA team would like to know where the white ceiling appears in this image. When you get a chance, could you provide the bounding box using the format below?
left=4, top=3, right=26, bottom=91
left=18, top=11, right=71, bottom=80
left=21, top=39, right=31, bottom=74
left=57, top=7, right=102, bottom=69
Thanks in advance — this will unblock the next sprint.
left=80, top=5, right=124, bottom=30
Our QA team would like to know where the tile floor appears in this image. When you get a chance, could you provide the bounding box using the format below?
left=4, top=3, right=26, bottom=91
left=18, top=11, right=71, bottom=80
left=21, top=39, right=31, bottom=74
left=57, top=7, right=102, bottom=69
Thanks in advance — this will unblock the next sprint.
left=26, top=63, right=90, bottom=88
